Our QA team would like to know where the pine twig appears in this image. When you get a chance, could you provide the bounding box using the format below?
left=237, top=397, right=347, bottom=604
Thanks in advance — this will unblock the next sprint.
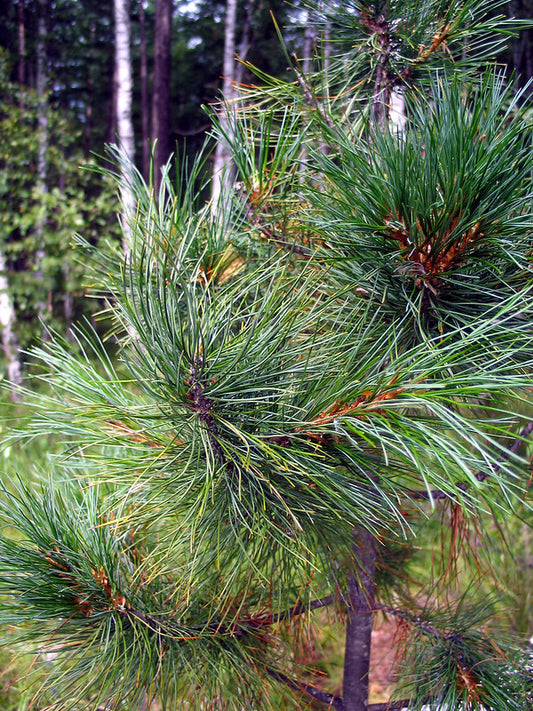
left=409, top=420, right=533, bottom=501
left=266, top=594, right=336, bottom=625
left=267, top=669, right=344, bottom=709
left=292, top=59, right=336, bottom=130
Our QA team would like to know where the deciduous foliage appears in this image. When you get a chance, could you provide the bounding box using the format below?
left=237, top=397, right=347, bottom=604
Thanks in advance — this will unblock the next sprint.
left=0, top=52, right=121, bottom=354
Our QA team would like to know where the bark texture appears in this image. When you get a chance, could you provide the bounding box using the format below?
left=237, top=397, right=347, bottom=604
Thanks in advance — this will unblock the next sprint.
left=17, top=0, right=25, bottom=90
left=342, top=530, right=377, bottom=711
left=35, top=0, right=49, bottom=327
left=139, top=0, right=150, bottom=179
left=212, top=0, right=238, bottom=205
left=114, top=0, right=135, bottom=248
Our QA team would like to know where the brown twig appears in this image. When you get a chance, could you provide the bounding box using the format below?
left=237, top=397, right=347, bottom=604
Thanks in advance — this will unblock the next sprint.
left=250, top=594, right=336, bottom=627
left=292, top=58, right=336, bottom=130
left=267, top=669, right=344, bottom=709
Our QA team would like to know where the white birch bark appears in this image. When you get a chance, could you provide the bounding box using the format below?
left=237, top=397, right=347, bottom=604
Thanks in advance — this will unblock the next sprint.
left=0, top=250, right=21, bottom=390
left=114, top=0, right=136, bottom=250
left=211, top=0, right=238, bottom=207
left=389, top=88, right=406, bottom=137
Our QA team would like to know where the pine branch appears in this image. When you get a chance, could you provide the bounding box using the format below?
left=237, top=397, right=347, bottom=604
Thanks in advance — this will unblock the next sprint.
left=245, top=196, right=313, bottom=258
left=374, top=603, right=443, bottom=642
left=252, top=594, right=336, bottom=627
left=409, top=420, right=533, bottom=501
left=269, top=668, right=412, bottom=710
left=267, top=669, right=344, bottom=710
left=255, top=222, right=313, bottom=258
left=292, top=58, right=335, bottom=130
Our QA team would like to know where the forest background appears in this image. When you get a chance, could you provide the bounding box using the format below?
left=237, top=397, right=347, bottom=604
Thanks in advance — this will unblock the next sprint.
left=0, top=0, right=533, bottom=371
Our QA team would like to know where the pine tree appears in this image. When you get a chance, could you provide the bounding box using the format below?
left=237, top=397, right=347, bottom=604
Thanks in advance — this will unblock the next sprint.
left=1, top=1, right=533, bottom=710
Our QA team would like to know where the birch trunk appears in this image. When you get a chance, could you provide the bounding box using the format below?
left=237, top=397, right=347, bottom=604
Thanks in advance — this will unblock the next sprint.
left=0, top=250, right=21, bottom=393
left=114, top=0, right=136, bottom=250
left=234, top=0, right=255, bottom=88
left=211, top=0, right=238, bottom=206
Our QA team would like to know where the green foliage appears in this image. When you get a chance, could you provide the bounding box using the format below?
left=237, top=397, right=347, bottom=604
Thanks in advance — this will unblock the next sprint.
left=396, top=597, right=532, bottom=710
left=309, top=71, right=533, bottom=342
left=0, top=49, right=121, bottom=352
left=1, top=2, right=533, bottom=710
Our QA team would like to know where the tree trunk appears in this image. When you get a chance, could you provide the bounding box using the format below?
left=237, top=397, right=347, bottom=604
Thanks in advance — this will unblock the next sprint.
left=139, top=0, right=150, bottom=180
left=84, top=16, right=96, bottom=157
left=106, top=58, right=118, bottom=145
left=35, top=0, right=49, bottom=330
left=234, top=0, right=255, bottom=87
left=17, top=0, right=25, bottom=91
left=114, top=0, right=136, bottom=249
left=342, top=529, right=377, bottom=711
left=211, top=0, right=238, bottom=205
left=151, top=0, right=172, bottom=190
left=0, top=250, right=22, bottom=395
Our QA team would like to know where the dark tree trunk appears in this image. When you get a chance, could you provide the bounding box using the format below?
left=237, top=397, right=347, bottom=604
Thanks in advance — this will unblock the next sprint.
left=84, top=16, right=96, bottom=157
left=139, top=0, right=150, bottom=180
left=17, top=0, right=25, bottom=90
left=234, top=0, right=254, bottom=87
left=106, top=59, right=118, bottom=145
left=342, top=530, right=377, bottom=711
left=151, top=0, right=172, bottom=190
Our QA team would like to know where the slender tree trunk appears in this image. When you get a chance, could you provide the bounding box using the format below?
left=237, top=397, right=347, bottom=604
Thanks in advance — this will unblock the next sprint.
left=234, top=0, right=254, bottom=88
left=319, top=7, right=331, bottom=155
left=84, top=17, right=96, bottom=157
left=114, top=0, right=136, bottom=249
left=211, top=0, right=238, bottom=205
left=35, top=0, right=49, bottom=330
left=139, top=0, right=150, bottom=180
left=340, top=28, right=398, bottom=698
left=106, top=59, right=118, bottom=145
left=56, top=171, right=74, bottom=340
left=0, top=250, right=22, bottom=394
left=17, top=0, right=25, bottom=91
left=342, top=530, right=377, bottom=711
left=151, top=0, right=172, bottom=190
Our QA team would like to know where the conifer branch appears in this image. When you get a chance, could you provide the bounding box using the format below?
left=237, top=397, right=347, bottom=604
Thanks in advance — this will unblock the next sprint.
left=292, top=59, right=335, bottom=130
left=268, top=667, right=412, bottom=710
left=249, top=595, right=336, bottom=627
left=409, top=420, right=533, bottom=502
left=267, top=669, right=344, bottom=709
left=374, top=603, right=444, bottom=641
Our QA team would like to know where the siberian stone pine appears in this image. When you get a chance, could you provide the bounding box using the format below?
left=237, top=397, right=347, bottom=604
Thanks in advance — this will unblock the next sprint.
left=1, top=1, right=533, bottom=710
